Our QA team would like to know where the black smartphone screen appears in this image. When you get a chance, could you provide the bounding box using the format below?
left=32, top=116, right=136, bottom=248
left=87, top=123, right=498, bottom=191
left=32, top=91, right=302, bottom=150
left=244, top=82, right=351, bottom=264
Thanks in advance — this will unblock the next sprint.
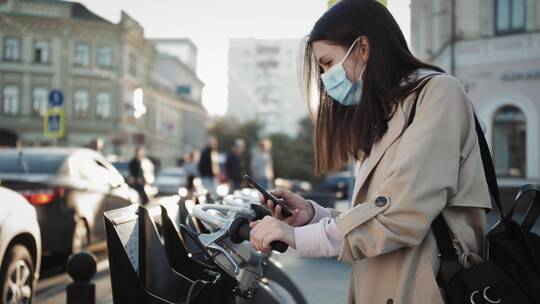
left=243, top=174, right=292, bottom=217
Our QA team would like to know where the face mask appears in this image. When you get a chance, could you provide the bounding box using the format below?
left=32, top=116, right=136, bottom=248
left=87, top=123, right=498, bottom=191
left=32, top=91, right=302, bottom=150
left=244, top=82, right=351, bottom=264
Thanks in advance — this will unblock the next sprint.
left=320, top=38, right=366, bottom=106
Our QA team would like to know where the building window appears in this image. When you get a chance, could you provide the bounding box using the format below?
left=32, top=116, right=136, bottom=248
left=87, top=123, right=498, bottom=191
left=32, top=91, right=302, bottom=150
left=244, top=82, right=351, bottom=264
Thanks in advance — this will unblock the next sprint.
left=2, top=85, right=19, bottom=115
left=97, top=46, right=112, bottom=68
left=256, top=46, right=279, bottom=55
left=32, top=87, right=48, bottom=116
left=73, top=90, right=89, bottom=118
left=34, top=40, right=50, bottom=64
left=3, top=37, right=21, bottom=62
left=96, top=92, right=111, bottom=119
left=128, top=53, right=137, bottom=76
left=493, top=105, right=526, bottom=177
left=176, top=85, right=192, bottom=97
left=495, top=0, right=525, bottom=34
left=74, top=42, right=90, bottom=66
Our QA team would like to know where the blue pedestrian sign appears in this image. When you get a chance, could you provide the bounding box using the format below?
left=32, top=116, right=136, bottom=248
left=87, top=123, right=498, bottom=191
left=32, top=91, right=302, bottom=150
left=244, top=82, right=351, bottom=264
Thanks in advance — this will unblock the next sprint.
left=44, top=108, right=65, bottom=138
left=48, top=90, right=64, bottom=107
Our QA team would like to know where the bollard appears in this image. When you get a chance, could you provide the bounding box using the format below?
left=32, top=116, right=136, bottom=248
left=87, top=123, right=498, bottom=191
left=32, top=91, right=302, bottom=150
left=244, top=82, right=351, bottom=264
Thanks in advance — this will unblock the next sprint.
left=66, top=251, right=97, bottom=304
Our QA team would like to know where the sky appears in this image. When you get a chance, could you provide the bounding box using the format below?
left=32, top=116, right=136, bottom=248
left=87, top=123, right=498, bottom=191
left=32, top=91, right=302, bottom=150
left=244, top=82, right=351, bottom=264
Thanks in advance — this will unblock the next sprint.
left=77, top=0, right=410, bottom=116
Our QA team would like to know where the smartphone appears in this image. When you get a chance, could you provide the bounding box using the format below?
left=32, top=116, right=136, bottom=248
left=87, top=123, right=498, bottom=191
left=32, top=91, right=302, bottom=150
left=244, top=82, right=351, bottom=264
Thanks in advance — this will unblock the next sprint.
left=243, top=174, right=292, bottom=217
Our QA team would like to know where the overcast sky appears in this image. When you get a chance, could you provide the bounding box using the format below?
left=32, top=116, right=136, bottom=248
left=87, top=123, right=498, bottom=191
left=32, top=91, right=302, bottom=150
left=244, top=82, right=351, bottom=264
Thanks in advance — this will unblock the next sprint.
left=77, top=0, right=410, bottom=116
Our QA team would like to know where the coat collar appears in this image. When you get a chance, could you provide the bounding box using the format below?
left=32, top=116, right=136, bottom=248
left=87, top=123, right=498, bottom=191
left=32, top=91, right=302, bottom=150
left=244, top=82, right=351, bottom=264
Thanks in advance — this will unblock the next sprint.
left=352, top=99, right=410, bottom=205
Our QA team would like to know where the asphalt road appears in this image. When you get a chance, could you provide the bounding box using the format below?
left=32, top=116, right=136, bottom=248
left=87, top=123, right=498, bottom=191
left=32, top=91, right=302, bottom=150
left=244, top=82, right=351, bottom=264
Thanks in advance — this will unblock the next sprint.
left=36, top=246, right=113, bottom=304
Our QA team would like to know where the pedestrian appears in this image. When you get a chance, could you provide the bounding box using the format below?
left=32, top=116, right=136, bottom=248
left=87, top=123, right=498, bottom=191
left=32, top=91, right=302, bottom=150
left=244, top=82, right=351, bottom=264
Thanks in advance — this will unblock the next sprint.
left=198, top=137, right=220, bottom=196
left=250, top=139, right=274, bottom=190
left=127, top=146, right=154, bottom=204
left=182, top=150, right=200, bottom=192
left=87, top=137, right=104, bottom=153
left=248, top=1, right=492, bottom=303
left=225, top=139, right=245, bottom=192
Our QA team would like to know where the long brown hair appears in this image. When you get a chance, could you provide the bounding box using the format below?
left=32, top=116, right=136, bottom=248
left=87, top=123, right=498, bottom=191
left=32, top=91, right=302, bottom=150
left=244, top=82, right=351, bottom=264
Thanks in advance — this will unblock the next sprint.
left=301, top=0, right=444, bottom=176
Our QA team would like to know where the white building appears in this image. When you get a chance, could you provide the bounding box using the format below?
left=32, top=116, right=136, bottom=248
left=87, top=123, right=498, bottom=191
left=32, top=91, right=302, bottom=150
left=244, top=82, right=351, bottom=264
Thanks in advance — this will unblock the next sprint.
left=151, top=38, right=198, bottom=73
left=227, top=38, right=307, bottom=137
left=152, top=52, right=204, bottom=104
left=411, top=0, right=540, bottom=188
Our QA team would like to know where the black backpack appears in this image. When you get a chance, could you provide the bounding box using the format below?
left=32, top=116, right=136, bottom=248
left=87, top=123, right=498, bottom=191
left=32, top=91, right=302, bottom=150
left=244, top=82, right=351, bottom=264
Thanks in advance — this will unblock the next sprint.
left=407, top=82, right=540, bottom=304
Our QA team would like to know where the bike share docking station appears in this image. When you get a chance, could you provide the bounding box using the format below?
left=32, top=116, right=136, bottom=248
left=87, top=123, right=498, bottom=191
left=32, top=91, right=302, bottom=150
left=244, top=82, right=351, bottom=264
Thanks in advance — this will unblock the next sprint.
left=104, top=194, right=308, bottom=304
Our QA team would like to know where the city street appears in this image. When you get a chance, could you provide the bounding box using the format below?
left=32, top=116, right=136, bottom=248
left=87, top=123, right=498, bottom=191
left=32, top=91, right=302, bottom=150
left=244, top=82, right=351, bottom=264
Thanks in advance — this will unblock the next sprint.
left=1, top=0, right=539, bottom=303
left=36, top=247, right=112, bottom=304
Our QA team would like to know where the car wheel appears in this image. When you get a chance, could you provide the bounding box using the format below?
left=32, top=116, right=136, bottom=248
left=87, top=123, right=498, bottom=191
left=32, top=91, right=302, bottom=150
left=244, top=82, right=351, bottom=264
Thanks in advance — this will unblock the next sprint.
left=0, top=245, right=34, bottom=304
left=72, top=218, right=89, bottom=254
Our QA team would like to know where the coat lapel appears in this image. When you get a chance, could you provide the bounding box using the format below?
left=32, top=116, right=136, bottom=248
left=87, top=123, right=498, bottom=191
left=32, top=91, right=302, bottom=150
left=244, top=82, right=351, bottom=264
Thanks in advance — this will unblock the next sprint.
left=352, top=102, right=408, bottom=205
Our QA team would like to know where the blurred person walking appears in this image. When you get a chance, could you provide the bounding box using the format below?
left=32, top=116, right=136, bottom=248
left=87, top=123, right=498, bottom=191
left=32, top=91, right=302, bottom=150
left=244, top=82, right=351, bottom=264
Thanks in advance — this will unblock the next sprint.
left=248, top=1, right=492, bottom=303
left=87, top=137, right=104, bottom=153
left=225, top=139, right=246, bottom=192
left=250, top=139, right=274, bottom=190
left=182, top=150, right=200, bottom=192
left=127, top=146, right=154, bottom=204
left=198, top=137, right=220, bottom=195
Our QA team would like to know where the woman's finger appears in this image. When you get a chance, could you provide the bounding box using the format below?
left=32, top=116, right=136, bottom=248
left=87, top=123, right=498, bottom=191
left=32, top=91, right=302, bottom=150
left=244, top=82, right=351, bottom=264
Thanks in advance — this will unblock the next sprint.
left=249, top=220, right=260, bottom=228
left=250, top=226, right=262, bottom=250
left=261, top=232, right=278, bottom=253
left=268, top=200, right=275, bottom=216
left=271, top=188, right=288, bottom=199
left=251, top=217, right=271, bottom=251
left=275, top=204, right=283, bottom=220
left=284, top=209, right=300, bottom=225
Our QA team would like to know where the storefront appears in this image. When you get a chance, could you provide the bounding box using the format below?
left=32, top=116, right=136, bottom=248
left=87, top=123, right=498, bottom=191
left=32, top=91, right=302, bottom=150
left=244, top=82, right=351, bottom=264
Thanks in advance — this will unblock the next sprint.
left=456, top=35, right=540, bottom=187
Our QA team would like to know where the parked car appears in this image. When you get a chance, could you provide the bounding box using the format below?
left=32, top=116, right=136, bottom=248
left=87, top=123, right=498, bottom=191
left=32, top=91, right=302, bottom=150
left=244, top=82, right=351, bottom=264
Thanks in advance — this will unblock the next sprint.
left=154, top=167, right=187, bottom=196
left=111, top=161, right=129, bottom=180
left=322, top=170, right=353, bottom=199
left=0, top=148, right=139, bottom=260
left=0, top=186, right=41, bottom=303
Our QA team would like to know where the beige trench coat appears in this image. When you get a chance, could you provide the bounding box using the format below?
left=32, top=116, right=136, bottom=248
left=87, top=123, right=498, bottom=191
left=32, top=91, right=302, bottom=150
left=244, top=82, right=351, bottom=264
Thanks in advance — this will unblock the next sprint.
left=332, top=75, right=492, bottom=303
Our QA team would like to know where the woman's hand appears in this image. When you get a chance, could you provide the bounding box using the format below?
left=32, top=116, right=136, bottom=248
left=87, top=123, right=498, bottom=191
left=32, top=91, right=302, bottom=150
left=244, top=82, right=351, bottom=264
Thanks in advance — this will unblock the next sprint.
left=249, top=216, right=295, bottom=253
left=261, top=188, right=314, bottom=227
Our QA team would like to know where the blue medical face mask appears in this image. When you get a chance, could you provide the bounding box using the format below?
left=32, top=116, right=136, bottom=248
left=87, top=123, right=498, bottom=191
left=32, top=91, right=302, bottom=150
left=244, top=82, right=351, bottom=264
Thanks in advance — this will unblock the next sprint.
left=320, top=39, right=366, bottom=106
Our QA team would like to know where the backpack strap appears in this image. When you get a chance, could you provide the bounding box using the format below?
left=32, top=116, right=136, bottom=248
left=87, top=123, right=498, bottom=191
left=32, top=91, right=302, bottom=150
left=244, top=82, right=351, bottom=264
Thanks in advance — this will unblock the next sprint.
left=473, top=115, right=504, bottom=216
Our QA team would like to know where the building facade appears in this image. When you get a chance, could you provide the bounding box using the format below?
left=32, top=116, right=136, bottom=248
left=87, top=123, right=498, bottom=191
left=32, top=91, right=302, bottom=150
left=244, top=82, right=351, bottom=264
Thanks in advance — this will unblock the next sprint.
left=0, top=0, right=207, bottom=166
left=227, top=38, right=307, bottom=137
left=151, top=38, right=198, bottom=74
left=411, top=0, right=540, bottom=187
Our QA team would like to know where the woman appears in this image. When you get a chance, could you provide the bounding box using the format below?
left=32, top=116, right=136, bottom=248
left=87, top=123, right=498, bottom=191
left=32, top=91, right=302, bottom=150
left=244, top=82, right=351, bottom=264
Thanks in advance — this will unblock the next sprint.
left=248, top=1, right=492, bottom=303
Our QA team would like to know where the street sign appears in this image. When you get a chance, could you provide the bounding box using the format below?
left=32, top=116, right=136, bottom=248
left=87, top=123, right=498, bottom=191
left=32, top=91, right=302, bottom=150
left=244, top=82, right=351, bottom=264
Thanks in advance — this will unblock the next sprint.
left=48, top=90, right=64, bottom=107
left=44, top=108, right=65, bottom=138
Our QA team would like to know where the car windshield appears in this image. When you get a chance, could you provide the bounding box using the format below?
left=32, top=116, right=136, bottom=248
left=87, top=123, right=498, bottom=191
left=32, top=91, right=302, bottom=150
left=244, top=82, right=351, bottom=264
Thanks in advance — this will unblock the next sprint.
left=0, top=153, right=66, bottom=174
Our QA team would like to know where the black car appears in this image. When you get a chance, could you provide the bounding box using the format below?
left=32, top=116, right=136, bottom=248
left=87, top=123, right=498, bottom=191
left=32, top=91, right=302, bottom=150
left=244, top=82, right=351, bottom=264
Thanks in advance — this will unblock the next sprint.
left=322, top=170, right=353, bottom=199
left=111, top=161, right=130, bottom=180
left=0, top=148, right=139, bottom=259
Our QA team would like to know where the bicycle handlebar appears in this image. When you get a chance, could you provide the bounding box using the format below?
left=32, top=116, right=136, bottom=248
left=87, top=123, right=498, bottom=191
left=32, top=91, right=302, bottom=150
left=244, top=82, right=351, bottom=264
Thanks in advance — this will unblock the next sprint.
left=191, top=204, right=288, bottom=253
left=227, top=216, right=288, bottom=253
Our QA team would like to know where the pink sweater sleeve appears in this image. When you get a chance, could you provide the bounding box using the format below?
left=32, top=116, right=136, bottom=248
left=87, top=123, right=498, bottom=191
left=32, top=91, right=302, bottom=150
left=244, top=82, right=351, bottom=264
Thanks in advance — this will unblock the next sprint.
left=294, top=201, right=343, bottom=257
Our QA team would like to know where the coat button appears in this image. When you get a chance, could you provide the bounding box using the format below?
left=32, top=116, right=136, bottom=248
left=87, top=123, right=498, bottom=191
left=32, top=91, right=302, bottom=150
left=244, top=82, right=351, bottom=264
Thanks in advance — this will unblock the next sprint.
left=375, top=196, right=387, bottom=207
